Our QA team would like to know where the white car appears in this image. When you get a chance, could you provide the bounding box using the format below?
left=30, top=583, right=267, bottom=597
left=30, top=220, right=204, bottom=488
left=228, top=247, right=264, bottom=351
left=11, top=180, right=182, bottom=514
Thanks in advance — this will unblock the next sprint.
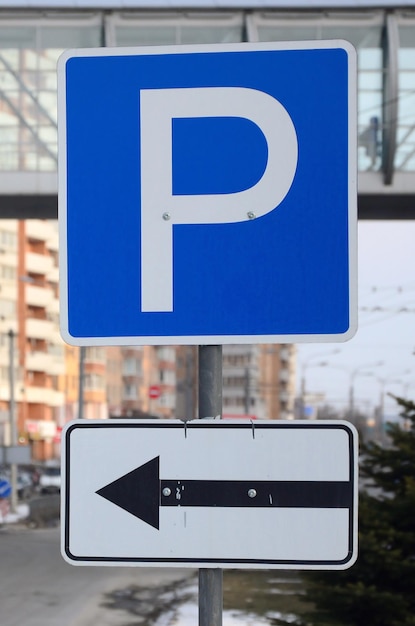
left=39, top=466, right=61, bottom=494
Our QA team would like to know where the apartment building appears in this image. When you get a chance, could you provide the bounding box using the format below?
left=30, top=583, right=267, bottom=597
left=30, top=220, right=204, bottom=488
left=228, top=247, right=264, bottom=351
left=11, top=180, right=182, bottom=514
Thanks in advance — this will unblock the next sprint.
left=107, top=346, right=177, bottom=419
left=20, top=220, right=65, bottom=459
left=222, top=345, right=265, bottom=419
left=106, top=346, right=123, bottom=417
left=222, top=344, right=296, bottom=420
left=0, top=217, right=296, bottom=462
left=0, top=221, right=19, bottom=448
left=0, top=220, right=66, bottom=460
left=260, top=344, right=297, bottom=420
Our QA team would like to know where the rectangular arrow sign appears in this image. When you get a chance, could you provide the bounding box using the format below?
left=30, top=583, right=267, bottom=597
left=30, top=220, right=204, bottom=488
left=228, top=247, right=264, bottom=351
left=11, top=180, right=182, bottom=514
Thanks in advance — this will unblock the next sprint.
left=61, top=420, right=358, bottom=569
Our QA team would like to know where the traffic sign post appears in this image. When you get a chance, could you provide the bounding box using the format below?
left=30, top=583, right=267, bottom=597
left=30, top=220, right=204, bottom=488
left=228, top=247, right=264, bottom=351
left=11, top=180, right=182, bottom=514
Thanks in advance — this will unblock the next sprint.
left=58, top=39, right=357, bottom=346
left=61, top=419, right=358, bottom=569
left=58, top=39, right=358, bottom=626
left=198, top=345, right=223, bottom=626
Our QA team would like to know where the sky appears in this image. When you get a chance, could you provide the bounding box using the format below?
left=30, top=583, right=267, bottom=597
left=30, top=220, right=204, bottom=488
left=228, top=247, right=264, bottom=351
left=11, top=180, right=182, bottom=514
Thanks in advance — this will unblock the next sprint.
left=296, top=220, right=415, bottom=419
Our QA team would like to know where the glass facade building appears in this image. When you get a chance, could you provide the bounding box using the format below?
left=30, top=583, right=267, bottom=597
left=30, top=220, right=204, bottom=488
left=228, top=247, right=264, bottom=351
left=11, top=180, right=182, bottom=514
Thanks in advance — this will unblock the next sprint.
left=0, top=4, right=413, bottom=219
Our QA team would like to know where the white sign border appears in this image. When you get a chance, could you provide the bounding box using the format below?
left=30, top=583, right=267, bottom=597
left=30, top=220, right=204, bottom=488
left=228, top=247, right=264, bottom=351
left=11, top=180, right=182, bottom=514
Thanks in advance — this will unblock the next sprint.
left=58, top=39, right=357, bottom=346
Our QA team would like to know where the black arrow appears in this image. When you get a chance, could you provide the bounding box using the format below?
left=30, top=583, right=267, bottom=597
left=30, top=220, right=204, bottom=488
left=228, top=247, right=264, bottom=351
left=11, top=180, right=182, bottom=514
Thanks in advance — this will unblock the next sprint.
left=96, top=456, right=353, bottom=530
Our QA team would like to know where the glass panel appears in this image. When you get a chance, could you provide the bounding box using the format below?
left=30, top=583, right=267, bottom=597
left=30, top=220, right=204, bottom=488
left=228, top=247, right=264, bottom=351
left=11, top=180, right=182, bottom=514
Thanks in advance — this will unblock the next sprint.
left=180, top=25, right=242, bottom=44
left=0, top=22, right=101, bottom=172
left=257, top=26, right=317, bottom=41
left=256, top=21, right=383, bottom=172
left=397, top=26, right=415, bottom=171
left=114, top=21, right=243, bottom=47
left=115, top=26, right=177, bottom=47
left=358, top=71, right=382, bottom=90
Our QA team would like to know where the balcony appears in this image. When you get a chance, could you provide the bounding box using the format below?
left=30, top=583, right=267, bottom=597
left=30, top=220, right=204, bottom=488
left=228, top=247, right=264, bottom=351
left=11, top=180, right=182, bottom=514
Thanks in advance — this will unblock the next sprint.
left=26, top=351, right=65, bottom=376
left=25, top=220, right=56, bottom=243
left=48, top=297, right=59, bottom=315
left=25, top=386, right=64, bottom=407
left=47, top=267, right=59, bottom=283
left=25, top=251, right=54, bottom=275
left=0, top=281, right=17, bottom=300
left=26, top=318, right=55, bottom=341
left=26, top=285, right=53, bottom=308
left=46, top=232, right=59, bottom=252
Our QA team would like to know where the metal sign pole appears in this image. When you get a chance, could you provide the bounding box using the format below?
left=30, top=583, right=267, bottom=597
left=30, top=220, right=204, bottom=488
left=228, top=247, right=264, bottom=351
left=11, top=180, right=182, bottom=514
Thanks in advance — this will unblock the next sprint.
left=8, top=329, right=18, bottom=513
left=198, top=344, right=223, bottom=626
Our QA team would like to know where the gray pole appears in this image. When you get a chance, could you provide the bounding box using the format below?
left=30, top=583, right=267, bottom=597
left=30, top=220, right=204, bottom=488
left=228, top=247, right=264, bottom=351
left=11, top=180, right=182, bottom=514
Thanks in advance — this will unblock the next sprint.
left=198, top=344, right=223, bottom=626
left=78, top=346, right=86, bottom=419
left=8, top=329, right=18, bottom=513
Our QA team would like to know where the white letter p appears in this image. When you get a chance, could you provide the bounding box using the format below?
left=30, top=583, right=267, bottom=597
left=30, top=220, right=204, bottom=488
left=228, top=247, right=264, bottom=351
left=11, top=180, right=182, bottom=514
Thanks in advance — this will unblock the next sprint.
left=140, top=87, right=298, bottom=312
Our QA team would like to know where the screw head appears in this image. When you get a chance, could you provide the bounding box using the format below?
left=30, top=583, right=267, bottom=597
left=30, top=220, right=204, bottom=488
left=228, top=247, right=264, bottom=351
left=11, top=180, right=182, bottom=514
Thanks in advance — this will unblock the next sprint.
left=162, top=487, right=171, bottom=497
left=162, top=212, right=171, bottom=221
left=247, top=489, right=257, bottom=498
left=247, top=211, right=256, bottom=220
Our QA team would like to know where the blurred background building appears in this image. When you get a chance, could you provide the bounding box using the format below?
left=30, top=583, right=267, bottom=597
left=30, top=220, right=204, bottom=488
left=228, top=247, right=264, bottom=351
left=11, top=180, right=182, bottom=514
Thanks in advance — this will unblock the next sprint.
left=0, top=1, right=414, bottom=459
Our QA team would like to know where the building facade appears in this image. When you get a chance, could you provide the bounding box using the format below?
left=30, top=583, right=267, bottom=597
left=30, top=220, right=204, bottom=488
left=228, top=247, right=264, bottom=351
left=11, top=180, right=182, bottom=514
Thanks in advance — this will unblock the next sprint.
left=0, top=219, right=65, bottom=460
left=1, top=1, right=413, bottom=459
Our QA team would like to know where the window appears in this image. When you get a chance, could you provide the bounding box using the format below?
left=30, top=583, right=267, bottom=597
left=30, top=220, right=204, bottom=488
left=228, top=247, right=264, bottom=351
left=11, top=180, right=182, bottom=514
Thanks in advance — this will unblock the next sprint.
left=396, top=19, right=415, bottom=170
left=84, top=373, right=105, bottom=391
left=159, top=369, right=175, bottom=385
left=106, top=12, right=244, bottom=47
left=0, top=15, right=102, bottom=171
left=249, top=12, right=384, bottom=172
left=123, top=383, right=137, bottom=400
left=122, top=357, right=142, bottom=376
left=158, top=392, right=175, bottom=409
left=0, top=264, right=16, bottom=280
left=85, top=346, right=106, bottom=362
left=156, top=346, right=176, bottom=362
left=0, top=228, right=17, bottom=249
left=0, top=298, right=16, bottom=318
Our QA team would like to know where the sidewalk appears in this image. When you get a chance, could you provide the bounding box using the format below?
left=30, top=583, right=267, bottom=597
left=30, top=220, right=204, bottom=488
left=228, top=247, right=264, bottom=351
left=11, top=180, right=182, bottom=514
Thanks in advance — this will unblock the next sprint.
left=69, top=568, right=196, bottom=626
left=0, top=501, right=29, bottom=525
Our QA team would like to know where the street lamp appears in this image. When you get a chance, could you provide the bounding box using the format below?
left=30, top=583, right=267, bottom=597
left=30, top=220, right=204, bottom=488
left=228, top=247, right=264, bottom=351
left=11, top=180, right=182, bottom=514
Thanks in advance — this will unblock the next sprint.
left=349, top=361, right=383, bottom=422
left=299, top=348, right=341, bottom=418
left=8, top=329, right=18, bottom=514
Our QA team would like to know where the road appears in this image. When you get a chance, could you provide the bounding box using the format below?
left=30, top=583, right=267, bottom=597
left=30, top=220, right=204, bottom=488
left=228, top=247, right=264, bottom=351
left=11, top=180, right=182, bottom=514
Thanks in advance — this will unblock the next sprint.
left=0, top=524, right=194, bottom=626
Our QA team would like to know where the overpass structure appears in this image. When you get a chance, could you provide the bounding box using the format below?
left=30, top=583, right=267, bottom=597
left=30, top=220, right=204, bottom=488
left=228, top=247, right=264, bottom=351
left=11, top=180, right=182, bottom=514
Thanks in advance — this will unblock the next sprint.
left=0, top=0, right=414, bottom=220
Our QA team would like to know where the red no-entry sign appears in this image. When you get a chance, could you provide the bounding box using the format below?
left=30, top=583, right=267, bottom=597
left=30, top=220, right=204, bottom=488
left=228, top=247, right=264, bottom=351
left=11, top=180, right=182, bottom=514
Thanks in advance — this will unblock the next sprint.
left=148, top=385, right=161, bottom=399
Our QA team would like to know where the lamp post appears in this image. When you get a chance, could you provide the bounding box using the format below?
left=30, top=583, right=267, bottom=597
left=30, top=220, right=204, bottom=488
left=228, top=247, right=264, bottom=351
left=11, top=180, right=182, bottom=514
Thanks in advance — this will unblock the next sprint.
left=299, top=348, right=340, bottom=418
left=349, top=361, right=383, bottom=422
left=8, top=329, right=18, bottom=513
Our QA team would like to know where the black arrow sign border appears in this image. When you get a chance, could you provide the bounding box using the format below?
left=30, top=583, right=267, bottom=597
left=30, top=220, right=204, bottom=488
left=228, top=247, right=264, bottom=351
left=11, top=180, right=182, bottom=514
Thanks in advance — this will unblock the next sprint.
left=63, top=421, right=357, bottom=567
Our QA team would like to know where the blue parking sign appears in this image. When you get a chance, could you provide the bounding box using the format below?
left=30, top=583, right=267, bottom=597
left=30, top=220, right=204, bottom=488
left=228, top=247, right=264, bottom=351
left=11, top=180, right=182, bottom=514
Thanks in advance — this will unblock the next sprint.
left=58, top=40, right=357, bottom=345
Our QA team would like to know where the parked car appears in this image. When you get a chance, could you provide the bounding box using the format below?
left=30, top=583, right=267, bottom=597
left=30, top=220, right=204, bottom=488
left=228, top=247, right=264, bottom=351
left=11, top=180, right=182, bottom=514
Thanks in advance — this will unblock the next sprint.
left=39, top=466, right=61, bottom=494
